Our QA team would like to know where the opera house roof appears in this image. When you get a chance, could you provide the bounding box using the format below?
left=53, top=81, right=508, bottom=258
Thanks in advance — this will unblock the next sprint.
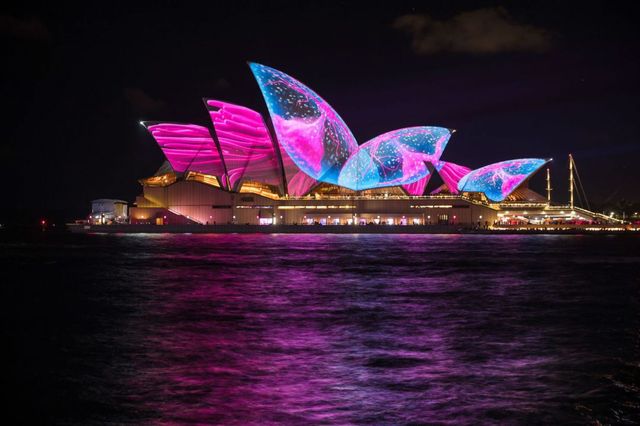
left=142, top=63, right=550, bottom=202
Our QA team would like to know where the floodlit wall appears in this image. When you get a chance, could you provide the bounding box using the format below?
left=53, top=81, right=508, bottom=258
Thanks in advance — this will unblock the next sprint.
left=134, top=181, right=498, bottom=226
left=136, top=181, right=236, bottom=224
left=129, top=207, right=195, bottom=225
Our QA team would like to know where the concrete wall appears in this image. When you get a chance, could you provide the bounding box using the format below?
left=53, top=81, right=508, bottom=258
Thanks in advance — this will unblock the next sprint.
left=132, top=181, right=499, bottom=226
left=129, top=207, right=197, bottom=225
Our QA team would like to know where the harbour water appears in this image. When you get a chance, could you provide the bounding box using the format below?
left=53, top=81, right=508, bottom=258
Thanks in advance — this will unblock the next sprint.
left=1, top=233, right=638, bottom=424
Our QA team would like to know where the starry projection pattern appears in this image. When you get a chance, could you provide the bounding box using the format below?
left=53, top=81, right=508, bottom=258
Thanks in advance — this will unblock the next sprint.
left=250, top=63, right=451, bottom=191
left=249, top=62, right=358, bottom=186
left=143, top=63, right=548, bottom=199
left=337, top=127, right=451, bottom=191
left=457, top=158, right=550, bottom=202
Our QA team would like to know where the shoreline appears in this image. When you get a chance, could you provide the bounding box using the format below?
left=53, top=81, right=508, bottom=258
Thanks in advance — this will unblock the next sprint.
left=66, top=223, right=636, bottom=235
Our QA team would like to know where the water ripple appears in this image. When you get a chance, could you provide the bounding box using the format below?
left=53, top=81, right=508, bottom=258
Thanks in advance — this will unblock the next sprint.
left=1, top=233, right=639, bottom=424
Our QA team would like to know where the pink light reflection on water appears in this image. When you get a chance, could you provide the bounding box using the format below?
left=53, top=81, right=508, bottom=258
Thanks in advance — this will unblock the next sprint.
left=116, top=234, right=574, bottom=424
left=5, top=233, right=638, bottom=424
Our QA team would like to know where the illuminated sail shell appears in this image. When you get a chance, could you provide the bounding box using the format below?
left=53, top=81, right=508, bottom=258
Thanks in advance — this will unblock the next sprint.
left=206, top=99, right=318, bottom=196
left=143, top=123, right=226, bottom=185
left=206, top=100, right=283, bottom=192
left=337, top=127, right=451, bottom=191
left=433, top=161, right=472, bottom=195
left=457, top=158, right=549, bottom=201
left=250, top=62, right=358, bottom=186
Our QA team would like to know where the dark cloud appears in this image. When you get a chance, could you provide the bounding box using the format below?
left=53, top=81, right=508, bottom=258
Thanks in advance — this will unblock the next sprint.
left=213, top=77, right=231, bottom=91
left=0, top=15, right=51, bottom=42
left=124, top=88, right=167, bottom=115
left=393, top=7, right=551, bottom=55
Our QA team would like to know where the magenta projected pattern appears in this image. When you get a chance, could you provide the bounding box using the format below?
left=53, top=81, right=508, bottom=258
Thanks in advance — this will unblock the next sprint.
left=457, top=158, right=549, bottom=201
left=249, top=62, right=359, bottom=186
left=142, top=63, right=550, bottom=201
left=281, top=156, right=319, bottom=196
left=403, top=175, right=431, bottom=196
left=206, top=100, right=283, bottom=192
left=337, top=127, right=451, bottom=191
left=433, top=161, right=472, bottom=195
left=143, top=123, right=226, bottom=182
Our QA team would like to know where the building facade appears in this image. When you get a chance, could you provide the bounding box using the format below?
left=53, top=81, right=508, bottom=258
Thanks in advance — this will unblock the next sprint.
left=124, top=62, right=613, bottom=228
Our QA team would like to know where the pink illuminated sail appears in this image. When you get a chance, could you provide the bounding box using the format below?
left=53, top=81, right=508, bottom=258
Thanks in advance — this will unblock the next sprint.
left=433, top=161, right=472, bottom=195
left=143, top=123, right=226, bottom=184
left=142, top=64, right=551, bottom=202
left=402, top=175, right=431, bottom=196
left=206, top=99, right=317, bottom=196
left=206, top=100, right=283, bottom=192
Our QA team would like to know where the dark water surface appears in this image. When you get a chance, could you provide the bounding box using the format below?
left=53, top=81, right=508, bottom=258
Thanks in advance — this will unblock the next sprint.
left=1, top=233, right=639, bottom=424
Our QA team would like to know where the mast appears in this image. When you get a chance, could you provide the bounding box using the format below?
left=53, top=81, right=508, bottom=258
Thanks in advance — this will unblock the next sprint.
left=546, top=167, right=552, bottom=204
left=569, top=154, right=574, bottom=209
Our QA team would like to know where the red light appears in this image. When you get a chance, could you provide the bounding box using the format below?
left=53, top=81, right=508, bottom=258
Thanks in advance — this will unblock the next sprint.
left=41, top=220, right=46, bottom=225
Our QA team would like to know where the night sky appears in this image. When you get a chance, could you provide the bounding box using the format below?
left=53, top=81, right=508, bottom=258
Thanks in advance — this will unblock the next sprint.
left=3, top=1, right=639, bottom=222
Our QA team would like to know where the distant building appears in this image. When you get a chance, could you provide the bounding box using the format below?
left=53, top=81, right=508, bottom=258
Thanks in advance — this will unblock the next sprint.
left=91, top=199, right=128, bottom=224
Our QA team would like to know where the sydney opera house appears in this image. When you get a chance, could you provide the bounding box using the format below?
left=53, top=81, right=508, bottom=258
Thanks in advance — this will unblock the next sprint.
left=126, top=62, right=592, bottom=228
